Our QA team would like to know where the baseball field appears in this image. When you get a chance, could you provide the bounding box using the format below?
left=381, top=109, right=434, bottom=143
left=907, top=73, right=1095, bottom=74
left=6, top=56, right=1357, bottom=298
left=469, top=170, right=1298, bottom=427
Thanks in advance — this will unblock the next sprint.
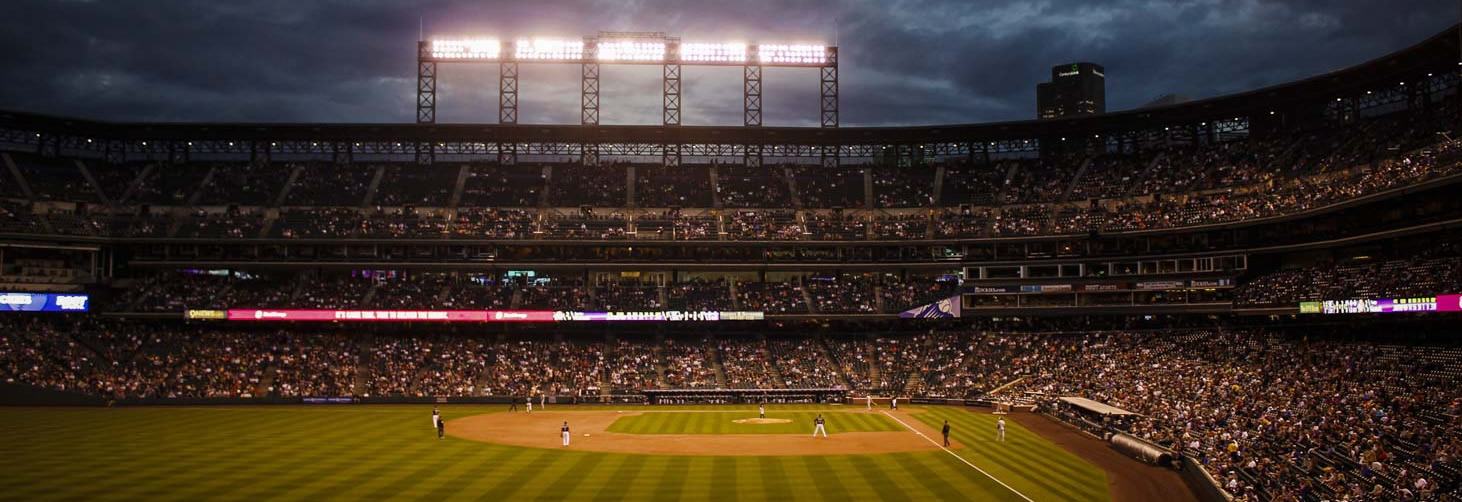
left=0, top=404, right=1117, bottom=501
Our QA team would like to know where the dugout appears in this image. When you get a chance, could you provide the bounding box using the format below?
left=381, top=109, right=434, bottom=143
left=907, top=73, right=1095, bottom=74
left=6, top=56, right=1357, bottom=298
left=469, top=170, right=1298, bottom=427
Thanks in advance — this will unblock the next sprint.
left=1054, top=396, right=1141, bottom=436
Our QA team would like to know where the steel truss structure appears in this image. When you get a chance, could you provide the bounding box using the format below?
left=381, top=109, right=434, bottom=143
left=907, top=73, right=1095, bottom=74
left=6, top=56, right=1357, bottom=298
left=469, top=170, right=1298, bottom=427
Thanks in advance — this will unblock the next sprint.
left=2, top=24, right=1456, bottom=168
left=416, top=32, right=839, bottom=152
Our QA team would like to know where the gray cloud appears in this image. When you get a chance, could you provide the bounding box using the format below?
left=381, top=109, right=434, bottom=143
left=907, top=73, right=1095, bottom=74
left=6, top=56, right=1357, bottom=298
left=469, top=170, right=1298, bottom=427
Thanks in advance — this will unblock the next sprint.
left=0, top=0, right=1452, bottom=126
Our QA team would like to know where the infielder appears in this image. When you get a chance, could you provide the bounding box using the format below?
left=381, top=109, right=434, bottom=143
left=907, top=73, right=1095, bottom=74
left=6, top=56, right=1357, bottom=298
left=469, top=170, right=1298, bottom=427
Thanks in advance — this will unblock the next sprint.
left=561, top=421, right=571, bottom=447
left=996, top=417, right=1006, bottom=442
left=437, top=415, right=445, bottom=440
left=759, top=403, right=766, bottom=419
left=527, top=397, right=533, bottom=414
left=432, top=407, right=439, bottom=429
left=812, top=414, right=828, bottom=438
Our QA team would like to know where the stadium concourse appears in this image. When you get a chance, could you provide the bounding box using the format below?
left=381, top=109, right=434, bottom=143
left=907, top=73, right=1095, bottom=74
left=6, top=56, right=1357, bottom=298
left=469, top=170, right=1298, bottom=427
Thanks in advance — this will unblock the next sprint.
left=3, top=20, right=1462, bottom=502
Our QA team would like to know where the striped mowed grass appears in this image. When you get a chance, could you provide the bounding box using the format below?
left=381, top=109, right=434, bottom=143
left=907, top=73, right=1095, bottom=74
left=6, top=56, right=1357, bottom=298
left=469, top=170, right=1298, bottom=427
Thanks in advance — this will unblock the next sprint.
left=0, top=405, right=1108, bottom=501
left=606, top=411, right=901, bottom=435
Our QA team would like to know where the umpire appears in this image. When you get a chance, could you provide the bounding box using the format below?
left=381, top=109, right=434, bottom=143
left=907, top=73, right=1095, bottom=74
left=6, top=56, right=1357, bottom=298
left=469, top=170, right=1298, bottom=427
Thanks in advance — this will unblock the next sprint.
left=437, top=415, right=446, bottom=440
left=942, top=420, right=951, bottom=447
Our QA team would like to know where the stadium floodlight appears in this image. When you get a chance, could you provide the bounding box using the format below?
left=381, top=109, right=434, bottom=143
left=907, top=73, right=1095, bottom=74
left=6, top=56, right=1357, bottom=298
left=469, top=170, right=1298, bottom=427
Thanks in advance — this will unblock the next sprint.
left=515, top=39, right=585, bottom=60
left=757, top=44, right=827, bottom=65
left=430, top=39, right=501, bottom=59
left=598, top=40, right=665, bottom=61
left=682, top=42, right=747, bottom=63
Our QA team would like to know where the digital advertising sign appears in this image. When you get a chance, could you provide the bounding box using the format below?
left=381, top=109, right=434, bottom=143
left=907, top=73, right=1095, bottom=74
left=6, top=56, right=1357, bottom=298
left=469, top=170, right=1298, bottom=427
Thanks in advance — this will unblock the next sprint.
left=0, top=292, right=90, bottom=312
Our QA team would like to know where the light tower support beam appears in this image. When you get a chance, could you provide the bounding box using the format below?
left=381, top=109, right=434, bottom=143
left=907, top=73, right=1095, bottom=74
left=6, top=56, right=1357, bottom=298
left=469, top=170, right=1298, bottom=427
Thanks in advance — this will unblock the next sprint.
left=499, top=62, right=518, bottom=124
left=664, top=64, right=682, bottom=126
left=744, top=64, right=762, bottom=127
left=416, top=59, right=437, bottom=124
left=582, top=62, right=600, bottom=125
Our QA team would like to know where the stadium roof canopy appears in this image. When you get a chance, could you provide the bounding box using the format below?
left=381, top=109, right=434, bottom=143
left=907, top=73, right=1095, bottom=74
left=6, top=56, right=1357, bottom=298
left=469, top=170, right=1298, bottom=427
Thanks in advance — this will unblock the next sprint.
left=1058, top=397, right=1140, bottom=416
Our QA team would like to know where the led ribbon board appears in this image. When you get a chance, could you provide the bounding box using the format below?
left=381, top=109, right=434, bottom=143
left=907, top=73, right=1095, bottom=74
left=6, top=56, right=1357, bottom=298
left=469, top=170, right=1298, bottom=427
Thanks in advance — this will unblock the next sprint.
left=220, top=309, right=764, bottom=322
left=0, top=292, right=90, bottom=312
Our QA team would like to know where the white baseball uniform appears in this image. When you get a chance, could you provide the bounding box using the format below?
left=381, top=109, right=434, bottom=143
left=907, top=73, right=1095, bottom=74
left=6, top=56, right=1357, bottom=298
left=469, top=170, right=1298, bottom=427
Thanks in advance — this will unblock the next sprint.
left=527, top=400, right=532, bottom=413
left=997, top=418, right=1006, bottom=441
left=866, top=395, right=872, bottom=410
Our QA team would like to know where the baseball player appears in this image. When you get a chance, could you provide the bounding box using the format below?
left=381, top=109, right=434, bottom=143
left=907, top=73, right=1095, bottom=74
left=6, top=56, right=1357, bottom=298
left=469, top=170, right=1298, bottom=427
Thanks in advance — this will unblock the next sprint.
left=508, top=397, right=518, bottom=412
left=561, top=421, right=571, bottom=447
left=437, top=415, right=445, bottom=440
left=527, top=396, right=533, bottom=414
left=866, top=394, right=872, bottom=411
left=812, top=414, right=828, bottom=438
left=942, top=420, right=951, bottom=447
left=432, top=407, right=440, bottom=429
left=759, top=403, right=766, bottom=419
left=540, top=393, right=547, bottom=410
left=996, top=417, right=1006, bottom=442
left=891, top=397, right=898, bottom=410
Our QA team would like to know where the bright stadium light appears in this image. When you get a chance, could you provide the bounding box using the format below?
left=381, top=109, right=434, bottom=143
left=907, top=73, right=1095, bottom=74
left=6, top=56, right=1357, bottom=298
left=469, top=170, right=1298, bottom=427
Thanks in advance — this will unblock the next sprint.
left=598, top=40, right=665, bottom=61
left=431, top=39, right=501, bottom=59
left=757, top=44, right=826, bottom=64
left=682, top=42, right=747, bottom=62
left=516, top=39, right=584, bottom=60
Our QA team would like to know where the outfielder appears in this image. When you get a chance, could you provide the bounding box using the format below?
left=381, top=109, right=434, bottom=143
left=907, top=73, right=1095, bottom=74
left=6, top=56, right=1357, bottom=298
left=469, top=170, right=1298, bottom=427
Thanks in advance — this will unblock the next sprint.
left=866, top=394, right=872, bottom=411
left=561, top=421, right=571, bottom=447
left=942, top=420, right=951, bottom=447
left=996, top=417, right=1006, bottom=442
left=812, top=414, right=828, bottom=438
left=432, top=407, right=439, bottom=429
left=437, top=415, right=445, bottom=440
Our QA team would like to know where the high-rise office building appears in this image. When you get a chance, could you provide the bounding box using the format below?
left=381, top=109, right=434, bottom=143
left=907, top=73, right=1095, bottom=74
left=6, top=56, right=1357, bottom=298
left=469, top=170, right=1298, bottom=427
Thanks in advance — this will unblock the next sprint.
left=1036, top=62, right=1105, bottom=119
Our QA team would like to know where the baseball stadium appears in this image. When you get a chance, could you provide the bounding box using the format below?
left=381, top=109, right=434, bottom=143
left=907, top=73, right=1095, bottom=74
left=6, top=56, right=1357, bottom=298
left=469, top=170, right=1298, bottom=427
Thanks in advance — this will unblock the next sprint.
left=1, top=2, right=1461, bottom=501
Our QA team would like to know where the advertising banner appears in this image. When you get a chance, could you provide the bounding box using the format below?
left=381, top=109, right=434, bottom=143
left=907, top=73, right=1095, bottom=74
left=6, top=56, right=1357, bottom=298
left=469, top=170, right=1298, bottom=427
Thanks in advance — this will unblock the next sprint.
left=1438, top=294, right=1462, bottom=312
left=221, top=309, right=761, bottom=322
left=969, top=286, right=1019, bottom=294
left=1135, top=281, right=1187, bottom=291
left=1298, top=302, right=1321, bottom=314
left=225, top=310, right=555, bottom=322
left=1318, top=296, right=1446, bottom=314
left=899, top=296, right=961, bottom=319
left=0, top=292, right=90, bottom=312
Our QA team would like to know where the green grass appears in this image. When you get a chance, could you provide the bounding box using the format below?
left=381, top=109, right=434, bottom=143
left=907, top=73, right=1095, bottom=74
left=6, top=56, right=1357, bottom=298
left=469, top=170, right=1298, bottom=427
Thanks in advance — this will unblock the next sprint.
left=909, top=407, right=1112, bottom=502
left=606, top=411, right=901, bottom=435
left=0, top=405, right=1108, bottom=501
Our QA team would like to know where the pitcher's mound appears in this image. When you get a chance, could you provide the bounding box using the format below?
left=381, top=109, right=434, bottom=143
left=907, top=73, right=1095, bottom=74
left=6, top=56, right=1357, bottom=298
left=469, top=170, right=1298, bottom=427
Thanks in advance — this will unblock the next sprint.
left=732, top=418, right=793, bottom=424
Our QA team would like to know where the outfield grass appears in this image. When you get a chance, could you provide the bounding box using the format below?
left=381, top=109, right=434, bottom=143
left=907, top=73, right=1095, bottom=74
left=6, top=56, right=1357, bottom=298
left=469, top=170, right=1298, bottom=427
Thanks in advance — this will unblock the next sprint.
left=606, top=411, right=901, bottom=435
left=0, top=405, right=1108, bottom=501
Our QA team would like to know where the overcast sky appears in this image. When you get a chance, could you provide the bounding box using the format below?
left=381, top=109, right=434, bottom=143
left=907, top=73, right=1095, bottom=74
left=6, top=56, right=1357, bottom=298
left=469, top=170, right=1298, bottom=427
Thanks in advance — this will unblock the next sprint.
left=0, top=0, right=1453, bottom=126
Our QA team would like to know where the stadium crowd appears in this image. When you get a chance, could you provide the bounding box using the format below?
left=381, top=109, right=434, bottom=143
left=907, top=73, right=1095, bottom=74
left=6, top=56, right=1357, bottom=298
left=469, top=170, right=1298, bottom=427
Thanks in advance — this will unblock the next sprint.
left=0, top=107, right=1454, bottom=244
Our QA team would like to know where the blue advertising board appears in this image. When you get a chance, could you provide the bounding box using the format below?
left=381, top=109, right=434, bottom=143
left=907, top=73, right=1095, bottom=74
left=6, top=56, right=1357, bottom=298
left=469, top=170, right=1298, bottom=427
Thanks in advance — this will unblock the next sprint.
left=0, top=292, right=90, bottom=312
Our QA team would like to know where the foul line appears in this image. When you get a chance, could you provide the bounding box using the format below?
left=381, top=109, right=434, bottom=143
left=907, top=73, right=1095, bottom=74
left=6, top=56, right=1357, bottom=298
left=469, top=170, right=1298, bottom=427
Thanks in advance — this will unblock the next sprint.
left=880, top=410, right=1035, bottom=502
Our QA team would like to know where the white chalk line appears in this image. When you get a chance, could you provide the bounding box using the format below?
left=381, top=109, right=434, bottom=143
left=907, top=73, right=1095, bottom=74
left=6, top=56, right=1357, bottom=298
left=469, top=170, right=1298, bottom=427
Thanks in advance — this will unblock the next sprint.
left=880, top=410, right=1035, bottom=502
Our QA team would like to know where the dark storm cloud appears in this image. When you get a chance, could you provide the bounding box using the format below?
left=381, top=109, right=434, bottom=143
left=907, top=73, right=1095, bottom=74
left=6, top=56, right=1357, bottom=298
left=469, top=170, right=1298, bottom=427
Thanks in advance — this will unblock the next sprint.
left=0, top=0, right=1452, bottom=126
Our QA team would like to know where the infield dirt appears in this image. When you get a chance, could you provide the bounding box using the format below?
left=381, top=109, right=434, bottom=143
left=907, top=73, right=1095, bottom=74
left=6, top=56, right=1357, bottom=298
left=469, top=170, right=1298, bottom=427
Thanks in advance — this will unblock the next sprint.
left=448, top=408, right=958, bottom=456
